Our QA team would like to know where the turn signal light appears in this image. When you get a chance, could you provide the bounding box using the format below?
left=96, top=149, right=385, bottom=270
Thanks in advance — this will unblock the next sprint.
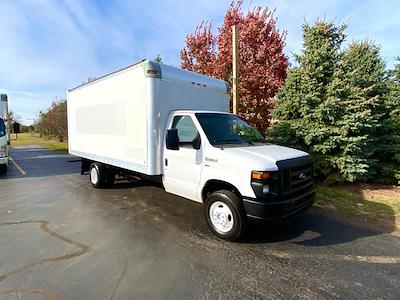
left=251, top=171, right=270, bottom=181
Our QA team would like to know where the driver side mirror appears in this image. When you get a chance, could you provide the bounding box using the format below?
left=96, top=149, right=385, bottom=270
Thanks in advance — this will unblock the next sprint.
left=166, top=129, right=179, bottom=150
left=192, top=133, right=201, bottom=150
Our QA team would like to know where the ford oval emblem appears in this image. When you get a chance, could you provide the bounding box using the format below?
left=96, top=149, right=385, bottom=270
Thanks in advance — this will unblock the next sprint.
left=299, top=172, right=306, bottom=180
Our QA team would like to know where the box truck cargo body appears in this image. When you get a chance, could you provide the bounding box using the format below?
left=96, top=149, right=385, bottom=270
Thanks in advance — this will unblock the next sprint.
left=68, top=60, right=315, bottom=241
left=0, top=94, right=10, bottom=173
left=68, top=60, right=228, bottom=175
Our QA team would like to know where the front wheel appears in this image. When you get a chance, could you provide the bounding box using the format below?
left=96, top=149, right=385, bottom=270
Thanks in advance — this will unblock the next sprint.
left=204, top=190, right=248, bottom=242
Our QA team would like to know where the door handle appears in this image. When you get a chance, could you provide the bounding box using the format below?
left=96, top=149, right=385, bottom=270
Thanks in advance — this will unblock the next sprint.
left=165, top=158, right=168, bottom=166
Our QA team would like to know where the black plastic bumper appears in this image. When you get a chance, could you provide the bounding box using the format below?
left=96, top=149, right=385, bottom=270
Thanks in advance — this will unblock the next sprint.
left=243, top=189, right=315, bottom=223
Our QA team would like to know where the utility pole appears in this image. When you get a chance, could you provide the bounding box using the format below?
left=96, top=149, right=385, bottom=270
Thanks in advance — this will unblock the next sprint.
left=232, top=25, right=239, bottom=114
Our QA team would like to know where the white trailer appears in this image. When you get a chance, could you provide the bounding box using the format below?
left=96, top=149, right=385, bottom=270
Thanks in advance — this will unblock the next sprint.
left=68, top=60, right=315, bottom=241
left=0, top=94, right=10, bottom=173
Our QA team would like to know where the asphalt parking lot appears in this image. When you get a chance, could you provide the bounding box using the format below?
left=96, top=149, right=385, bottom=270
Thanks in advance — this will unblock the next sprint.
left=0, top=146, right=399, bottom=299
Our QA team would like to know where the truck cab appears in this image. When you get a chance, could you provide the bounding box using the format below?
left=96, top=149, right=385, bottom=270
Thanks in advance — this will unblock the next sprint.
left=0, top=94, right=10, bottom=174
left=164, top=110, right=314, bottom=241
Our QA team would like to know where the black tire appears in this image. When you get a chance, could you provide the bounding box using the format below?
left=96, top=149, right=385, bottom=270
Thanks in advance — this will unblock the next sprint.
left=204, top=190, right=248, bottom=242
left=0, top=164, right=7, bottom=174
left=104, top=169, right=115, bottom=186
left=89, top=163, right=104, bottom=188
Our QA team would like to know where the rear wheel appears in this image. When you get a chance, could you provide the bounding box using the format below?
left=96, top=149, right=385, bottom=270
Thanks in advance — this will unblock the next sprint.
left=89, top=163, right=104, bottom=188
left=204, top=190, right=248, bottom=242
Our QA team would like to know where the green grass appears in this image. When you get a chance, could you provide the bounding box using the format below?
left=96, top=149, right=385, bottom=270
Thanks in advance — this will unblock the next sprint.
left=10, top=133, right=68, bottom=152
left=316, top=184, right=400, bottom=219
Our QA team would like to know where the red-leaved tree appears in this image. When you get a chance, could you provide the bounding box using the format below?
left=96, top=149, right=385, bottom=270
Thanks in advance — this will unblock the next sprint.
left=181, top=1, right=288, bottom=133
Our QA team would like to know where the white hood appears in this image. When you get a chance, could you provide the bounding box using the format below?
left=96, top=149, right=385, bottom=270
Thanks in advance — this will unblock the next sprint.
left=209, top=144, right=309, bottom=171
left=231, top=145, right=309, bottom=163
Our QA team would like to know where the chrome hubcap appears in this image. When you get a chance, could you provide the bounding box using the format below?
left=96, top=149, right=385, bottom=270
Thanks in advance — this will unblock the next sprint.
left=90, top=167, right=98, bottom=184
left=209, top=201, right=234, bottom=233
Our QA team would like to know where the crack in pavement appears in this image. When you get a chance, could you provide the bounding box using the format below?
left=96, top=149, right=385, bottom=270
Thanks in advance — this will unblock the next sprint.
left=0, top=220, right=91, bottom=282
left=109, top=257, right=128, bottom=300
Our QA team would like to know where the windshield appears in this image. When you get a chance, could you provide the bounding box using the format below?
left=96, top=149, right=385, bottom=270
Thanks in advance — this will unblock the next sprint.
left=0, top=118, right=5, bottom=137
left=195, top=113, right=265, bottom=146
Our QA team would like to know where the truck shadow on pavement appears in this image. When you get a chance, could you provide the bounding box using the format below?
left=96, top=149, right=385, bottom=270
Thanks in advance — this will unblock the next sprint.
left=242, top=182, right=398, bottom=246
left=106, top=179, right=396, bottom=248
left=243, top=193, right=397, bottom=246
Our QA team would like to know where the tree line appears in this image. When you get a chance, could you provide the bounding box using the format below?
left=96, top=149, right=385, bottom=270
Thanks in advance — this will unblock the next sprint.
left=270, top=22, right=400, bottom=184
left=35, top=100, right=67, bottom=141
left=33, top=76, right=96, bottom=141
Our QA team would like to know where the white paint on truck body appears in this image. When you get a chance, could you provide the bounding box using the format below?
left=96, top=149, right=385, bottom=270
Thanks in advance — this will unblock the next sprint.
left=67, top=60, right=229, bottom=176
left=68, top=60, right=310, bottom=204
left=162, top=110, right=309, bottom=202
left=68, top=60, right=315, bottom=240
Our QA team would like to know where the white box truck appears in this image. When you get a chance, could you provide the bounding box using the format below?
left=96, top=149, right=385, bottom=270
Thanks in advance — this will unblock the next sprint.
left=67, top=60, right=315, bottom=241
left=0, top=94, right=10, bottom=174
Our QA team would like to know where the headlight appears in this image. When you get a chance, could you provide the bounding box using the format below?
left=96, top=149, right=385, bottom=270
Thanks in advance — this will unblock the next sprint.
left=251, top=170, right=278, bottom=198
left=262, top=185, right=270, bottom=194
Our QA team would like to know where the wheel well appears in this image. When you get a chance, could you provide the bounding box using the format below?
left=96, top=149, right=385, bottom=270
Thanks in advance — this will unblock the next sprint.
left=202, top=180, right=242, bottom=202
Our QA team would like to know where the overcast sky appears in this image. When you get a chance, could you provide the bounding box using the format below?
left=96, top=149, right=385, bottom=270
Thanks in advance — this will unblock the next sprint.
left=0, top=0, right=399, bottom=125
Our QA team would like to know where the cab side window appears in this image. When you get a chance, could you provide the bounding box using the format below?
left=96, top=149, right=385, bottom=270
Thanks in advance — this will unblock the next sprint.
left=172, top=115, right=198, bottom=146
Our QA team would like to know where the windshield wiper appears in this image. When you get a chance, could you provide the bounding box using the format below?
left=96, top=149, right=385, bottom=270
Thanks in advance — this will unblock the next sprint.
left=214, top=138, right=244, bottom=145
left=242, top=139, right=265, bottom=145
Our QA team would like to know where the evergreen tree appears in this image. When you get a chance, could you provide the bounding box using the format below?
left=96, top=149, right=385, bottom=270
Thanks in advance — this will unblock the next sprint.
left=325, top=41, right=386, bottom=181
left=270, top=21, right=391, bottom=182
left=154, top=54, right=162, bottom=63
left=270, top=21, right=346, bottom=179
left=376, top=58, right=400, bottom=183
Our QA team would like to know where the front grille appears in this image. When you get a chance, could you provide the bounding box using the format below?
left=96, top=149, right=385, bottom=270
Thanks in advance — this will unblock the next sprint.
left=276, top=156, right=314, bottom=197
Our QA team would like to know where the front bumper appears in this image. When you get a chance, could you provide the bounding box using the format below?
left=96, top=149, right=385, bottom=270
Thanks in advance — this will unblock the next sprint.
left=243, top=188, right=315, bottom=223
left=0, top=156, right=8, bottom=165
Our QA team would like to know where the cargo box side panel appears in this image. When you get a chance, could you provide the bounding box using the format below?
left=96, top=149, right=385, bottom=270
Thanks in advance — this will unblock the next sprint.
left=68, top=66, right=148, bottom=173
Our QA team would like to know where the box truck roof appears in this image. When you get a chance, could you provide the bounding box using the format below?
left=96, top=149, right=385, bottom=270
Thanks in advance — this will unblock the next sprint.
left=68, top=59, right=228, bottom=93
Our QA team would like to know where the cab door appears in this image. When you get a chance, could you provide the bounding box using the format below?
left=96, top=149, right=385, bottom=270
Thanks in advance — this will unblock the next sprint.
left=163, top=114, right=203, bottom=202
